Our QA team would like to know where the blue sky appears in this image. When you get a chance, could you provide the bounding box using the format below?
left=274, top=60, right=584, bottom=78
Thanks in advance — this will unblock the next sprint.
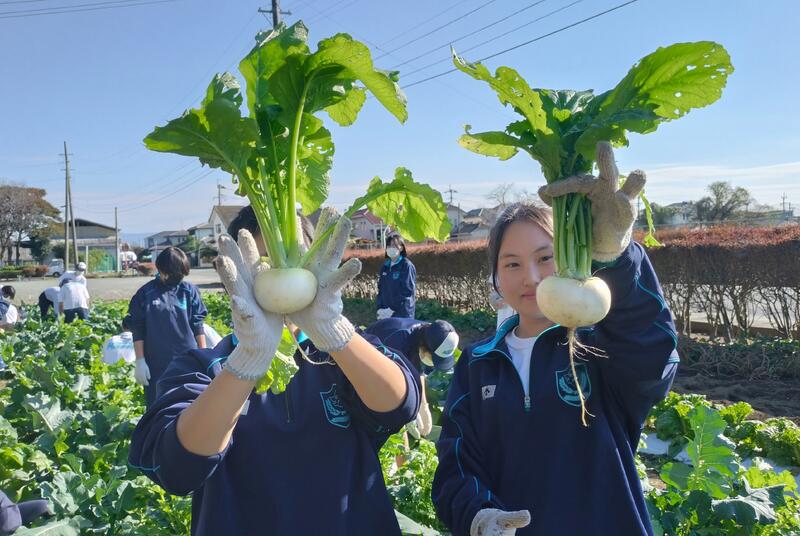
left=1, top=0, right=798, bottom=239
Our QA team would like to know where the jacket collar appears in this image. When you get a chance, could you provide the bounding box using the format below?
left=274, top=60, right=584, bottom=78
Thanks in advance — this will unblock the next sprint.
left=384, top=255, right=405, bottom=267
left=472, top=314, right=563, bottom=357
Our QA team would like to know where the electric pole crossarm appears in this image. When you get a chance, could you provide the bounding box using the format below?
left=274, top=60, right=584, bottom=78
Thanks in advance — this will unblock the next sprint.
left=259, top=0, right=290, bottom=28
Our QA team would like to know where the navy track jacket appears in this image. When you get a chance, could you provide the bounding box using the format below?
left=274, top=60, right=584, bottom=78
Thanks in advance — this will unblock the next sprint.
left=129, top=333, right=420, bottom=536
left=377, top=256, right=417, bottom=319
left=124, top=279, right=207, bottom=407
left=432, top=242, right=679, bottom=536
left=364, top=317, right=427, bottom=376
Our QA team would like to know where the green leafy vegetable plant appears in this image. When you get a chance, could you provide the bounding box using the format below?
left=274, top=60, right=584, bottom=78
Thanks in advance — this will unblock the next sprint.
left=454, top=42, right=733, bottom=423
left=144, top=22, right=450, bottom=318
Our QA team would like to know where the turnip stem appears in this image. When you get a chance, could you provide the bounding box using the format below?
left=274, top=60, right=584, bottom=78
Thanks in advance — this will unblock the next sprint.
left=286, top=78, right=313, bottom=266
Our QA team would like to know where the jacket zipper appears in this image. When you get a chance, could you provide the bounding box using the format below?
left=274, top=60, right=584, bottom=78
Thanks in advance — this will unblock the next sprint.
left=496, top=324, right=560, bottom=412
left=284, top=386, right=292, bottom=423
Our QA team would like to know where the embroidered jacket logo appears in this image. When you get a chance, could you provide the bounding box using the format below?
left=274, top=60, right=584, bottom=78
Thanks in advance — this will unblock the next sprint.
left=481, top=385, right=496, bottom=400
left=555, top=363, right=592, bottom=407
left=320, top=384, right=351, bottom=429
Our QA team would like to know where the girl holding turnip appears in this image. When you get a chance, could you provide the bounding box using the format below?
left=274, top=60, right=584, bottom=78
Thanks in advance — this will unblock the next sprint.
left=432, top=144, right=680, bottom=536
left=129, top=207, right=420, bottom=535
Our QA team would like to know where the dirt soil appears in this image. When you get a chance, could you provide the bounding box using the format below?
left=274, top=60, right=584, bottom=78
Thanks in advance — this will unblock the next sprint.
left=672, top=369, right=800, bottom=424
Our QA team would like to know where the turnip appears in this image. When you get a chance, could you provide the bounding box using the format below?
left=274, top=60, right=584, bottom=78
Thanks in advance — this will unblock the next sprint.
left=143, top=22, right=452, bottom=389
left=253, top=268, right=318, bottom=315
left=454, top=41, right=733, bottom=424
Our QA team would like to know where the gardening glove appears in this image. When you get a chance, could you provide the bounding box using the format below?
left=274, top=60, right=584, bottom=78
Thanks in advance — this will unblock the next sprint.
left=377, top=307, right=393, bottom=320
left=288, top=208, right=361, bottom=353
left=538, top=141, right=646, bottom=263
left=216, top=230, right=284, bottom=381
left=416, top=400, right=433, bottom=436
left=134, top=358, right=150, bottom=386
left=471, top=508, right=531, bottom=536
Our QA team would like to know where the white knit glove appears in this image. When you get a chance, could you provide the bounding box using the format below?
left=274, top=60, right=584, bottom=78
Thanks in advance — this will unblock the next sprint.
left=288, top=209, right=361, bottom=353
left=215, top=230, right=284, bottom=381
left=416, top=400, right=433, bottom=437
left=538, top=141, right=646, bottom=262
left=377, top=307, right=394, bottom=320
left=134, top=358, right=150, bottom=386
left=471, top=509, right=531, bottom=536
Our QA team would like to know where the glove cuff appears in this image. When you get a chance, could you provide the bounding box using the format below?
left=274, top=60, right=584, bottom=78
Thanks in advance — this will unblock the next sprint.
left=304, top=316, right=355, bottom=354
left=224, top=345, right=271, bottom=382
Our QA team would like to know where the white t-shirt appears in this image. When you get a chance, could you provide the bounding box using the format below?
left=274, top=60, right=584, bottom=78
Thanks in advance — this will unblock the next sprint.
left=58, top=271, right=87, bottom=286
left=203, top=323, right=222, bottom=347
left=60, top=282, right=90, bottom=310
left=505, top=327, right=538, bottom=397
left=44, top=286, right=61, bottom=304
left=2, top=302, right=18, bottom=324
left=102, top=332, right=136, bottom=365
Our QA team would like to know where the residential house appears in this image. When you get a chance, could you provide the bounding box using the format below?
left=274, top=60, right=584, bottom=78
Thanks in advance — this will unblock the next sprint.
left=350, top=209, right=389, bottom=245
left=209, top=205, right=247, bottom=246
left=450, top=221, right=491, bottom=242
left=145, top=230, right=189, bottom=259
left=187, top=222, right=215, bottom=268
left=446, top=203, right=466, bottom=231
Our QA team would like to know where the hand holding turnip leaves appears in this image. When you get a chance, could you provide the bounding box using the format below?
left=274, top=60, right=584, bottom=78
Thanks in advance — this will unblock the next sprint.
left=454, top=42, right=732, bottom=425
left=471, top=508, right=531, bottom=536
left=287, top=209, right=361, bottom=353
left=216, top=230, right=284, bottom=381
left=538, top=141, right=646, bottom=263
left=143, top=22, right=452, bottom=390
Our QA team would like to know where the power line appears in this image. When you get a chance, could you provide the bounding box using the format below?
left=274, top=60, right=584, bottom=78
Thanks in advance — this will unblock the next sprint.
left=374, top=0, right=499, bottom=60
left=389, top=0, right=549, bottom=70
left=403, top=0, right=639, bottom=90
left=116, top=169, right=217, bottom=213
left=1, top=0, right=168, bottom=15
left=376, top=0, right=465, bottom=48
left=0, top=0, right=46, bottom=5
left=401, top=0, right=584, bottom=79
left=0, top=0, right=179, bottom=19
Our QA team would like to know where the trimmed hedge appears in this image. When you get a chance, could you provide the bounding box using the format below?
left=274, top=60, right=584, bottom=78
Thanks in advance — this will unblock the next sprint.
left=343, top=225, right=800, bottom=340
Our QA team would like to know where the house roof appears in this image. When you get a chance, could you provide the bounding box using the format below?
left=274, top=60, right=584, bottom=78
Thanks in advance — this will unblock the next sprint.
left=210, top=205, right=247, bottom=229
left=188, top=222, right=214, bottom=232
left=350, top=208, right=382, bottom=225
left=147, top=230, right=188, bottom=241
left=73, top=218, right=115, bottom=231
left=451, top=221, right=488, bottom=236
left=446, top=203, right=466, bottom=214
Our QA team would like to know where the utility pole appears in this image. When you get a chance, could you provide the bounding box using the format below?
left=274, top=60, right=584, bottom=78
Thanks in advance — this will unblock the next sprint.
left=68, top=169, right=79, bottom=267
left=115, top=207, right=120, bottom=275
left=781, top=192, right=788, bottom=213
left=63, top=142, right=71, bottom=268
left=444, top=184, right=458, bottom=205
left=216, top=180, right=228, bottom=207
left=258, top=0, right=291, bottom=28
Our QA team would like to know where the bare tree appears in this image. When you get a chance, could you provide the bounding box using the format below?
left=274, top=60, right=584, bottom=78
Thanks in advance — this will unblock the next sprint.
left=488, top=183, right=516, bottom=208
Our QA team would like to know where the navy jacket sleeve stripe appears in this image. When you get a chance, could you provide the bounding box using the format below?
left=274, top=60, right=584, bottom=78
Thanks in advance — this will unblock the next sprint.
left=433, top=357, right=502, bottom=536
left=589, top=241, right=679, bottom=426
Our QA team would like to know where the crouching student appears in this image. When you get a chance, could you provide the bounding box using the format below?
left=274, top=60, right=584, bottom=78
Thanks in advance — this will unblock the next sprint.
left=432, top=144, right=680, bottom=536
left=102, top=318, right=136, bottom=365
left=365, top=317, right=458, bottom=437
left=129, top=207, right=420, bottom=535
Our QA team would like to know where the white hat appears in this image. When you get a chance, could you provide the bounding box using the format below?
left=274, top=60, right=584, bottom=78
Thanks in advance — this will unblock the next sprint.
left=76, top=262, right=87, bottom=271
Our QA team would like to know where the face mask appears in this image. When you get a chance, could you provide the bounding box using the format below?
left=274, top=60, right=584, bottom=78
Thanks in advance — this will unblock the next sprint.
left=386, top=247, right=400, bottom=259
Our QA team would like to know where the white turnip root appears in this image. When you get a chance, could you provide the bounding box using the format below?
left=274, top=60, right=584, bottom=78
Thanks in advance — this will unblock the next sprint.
left=254, top=267, right=318, bottom=315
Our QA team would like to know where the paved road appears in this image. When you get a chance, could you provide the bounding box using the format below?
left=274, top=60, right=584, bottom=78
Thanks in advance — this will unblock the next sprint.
left=2, top=269, right=224, bottom=305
